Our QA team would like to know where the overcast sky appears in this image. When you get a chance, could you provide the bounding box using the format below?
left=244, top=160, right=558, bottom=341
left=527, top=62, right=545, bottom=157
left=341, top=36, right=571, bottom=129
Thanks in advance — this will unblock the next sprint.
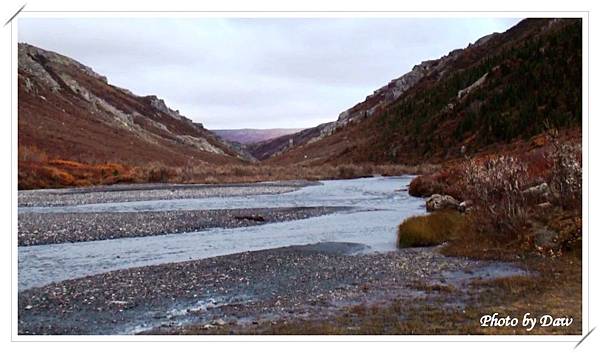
left=19, top=17, right=521, bottom=129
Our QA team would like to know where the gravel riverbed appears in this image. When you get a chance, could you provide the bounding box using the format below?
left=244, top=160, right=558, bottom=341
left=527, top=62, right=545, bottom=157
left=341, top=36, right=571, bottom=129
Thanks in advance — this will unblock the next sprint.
left=18, top=206, right=347, bottom=246
left=18, top=180, right=317, bottom=207
left=18, top=243, right=525, bottom=335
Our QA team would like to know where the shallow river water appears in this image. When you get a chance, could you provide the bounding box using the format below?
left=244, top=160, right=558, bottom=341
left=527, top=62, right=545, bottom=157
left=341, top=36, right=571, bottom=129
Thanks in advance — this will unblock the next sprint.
left=19, top=176, right=425, bottom=290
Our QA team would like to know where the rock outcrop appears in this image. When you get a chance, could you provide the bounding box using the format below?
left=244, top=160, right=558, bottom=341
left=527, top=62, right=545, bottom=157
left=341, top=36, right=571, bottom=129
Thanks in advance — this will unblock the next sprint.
left=457, top=72, right=488, bottom=100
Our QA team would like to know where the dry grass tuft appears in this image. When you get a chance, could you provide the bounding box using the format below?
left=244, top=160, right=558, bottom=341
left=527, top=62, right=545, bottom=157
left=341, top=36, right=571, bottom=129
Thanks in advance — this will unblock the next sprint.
left=396, top=211, right=465, bottom=248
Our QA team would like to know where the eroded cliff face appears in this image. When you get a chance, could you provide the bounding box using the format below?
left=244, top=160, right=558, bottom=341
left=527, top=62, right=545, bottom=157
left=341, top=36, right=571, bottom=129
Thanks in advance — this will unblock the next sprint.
left=18, top=43, right=248, bottom=166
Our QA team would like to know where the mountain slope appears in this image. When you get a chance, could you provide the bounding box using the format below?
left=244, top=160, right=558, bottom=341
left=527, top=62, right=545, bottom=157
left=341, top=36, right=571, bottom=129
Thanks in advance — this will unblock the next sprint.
left=251, top=39, right=468, bottom=160
left=18, top=43, right=246, bottom=170
left=266, top=18, right=582, bottom=165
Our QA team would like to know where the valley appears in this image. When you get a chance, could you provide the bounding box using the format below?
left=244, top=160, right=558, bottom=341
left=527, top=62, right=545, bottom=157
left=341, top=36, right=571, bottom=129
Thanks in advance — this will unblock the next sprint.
left=16, top=17, right=583, bottom=336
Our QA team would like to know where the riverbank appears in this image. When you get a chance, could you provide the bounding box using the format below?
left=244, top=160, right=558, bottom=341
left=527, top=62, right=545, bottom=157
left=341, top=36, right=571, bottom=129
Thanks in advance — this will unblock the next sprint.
left=210, top=253, right=581, bottom=335
left=18, top=243, right=526, bottom=335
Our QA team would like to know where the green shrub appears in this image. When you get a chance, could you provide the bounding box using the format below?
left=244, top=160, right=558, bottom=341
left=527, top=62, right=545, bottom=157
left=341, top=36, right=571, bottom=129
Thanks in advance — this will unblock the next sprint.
left=397, top=211, right=465, bottom=248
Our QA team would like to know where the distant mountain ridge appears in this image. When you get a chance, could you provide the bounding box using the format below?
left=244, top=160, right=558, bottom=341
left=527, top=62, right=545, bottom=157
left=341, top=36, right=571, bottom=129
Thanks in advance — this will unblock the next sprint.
left=212, top=128, right=303, bottom=145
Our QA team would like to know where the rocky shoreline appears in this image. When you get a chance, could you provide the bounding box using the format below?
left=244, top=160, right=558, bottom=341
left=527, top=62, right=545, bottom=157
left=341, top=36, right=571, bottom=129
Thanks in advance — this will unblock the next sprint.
left=18, top=243, right=525, bottom=335
left=18, top=180, right=318, bottom=207
left=18, top=206, right=348, bottom=246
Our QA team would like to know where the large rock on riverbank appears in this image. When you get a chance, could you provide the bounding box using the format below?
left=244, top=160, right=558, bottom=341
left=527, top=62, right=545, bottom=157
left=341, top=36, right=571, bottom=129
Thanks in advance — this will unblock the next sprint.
left=425, top=194, right=460, bottom=212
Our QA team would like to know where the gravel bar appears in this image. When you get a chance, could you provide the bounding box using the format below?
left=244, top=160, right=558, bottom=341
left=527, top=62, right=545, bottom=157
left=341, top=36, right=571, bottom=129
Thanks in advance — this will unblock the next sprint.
left=18, top=206, right=347, bottom=246
left=17, top=244, right=525, bottom=335
left=19, top=180, right=319, bottom=207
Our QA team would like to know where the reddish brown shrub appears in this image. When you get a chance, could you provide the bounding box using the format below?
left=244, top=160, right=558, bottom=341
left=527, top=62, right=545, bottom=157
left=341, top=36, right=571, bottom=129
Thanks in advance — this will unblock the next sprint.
left=408, top=166, right=462, bottom=199
left=408, top=174, right=446, bottom=197
left=547, top=141, right=582, bottom=210
left=462, top=155, right=531, bottom=237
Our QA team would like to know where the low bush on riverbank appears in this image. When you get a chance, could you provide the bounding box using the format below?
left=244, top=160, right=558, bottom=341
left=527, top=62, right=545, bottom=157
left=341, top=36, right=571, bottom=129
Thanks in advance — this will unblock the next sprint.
left=462, top=139, right=581, bottom=253
left=397, top=211, right=465, bottom=248
left=407, top=165, right=464, bottom=198
left=408, top=129, right=581, bottom=199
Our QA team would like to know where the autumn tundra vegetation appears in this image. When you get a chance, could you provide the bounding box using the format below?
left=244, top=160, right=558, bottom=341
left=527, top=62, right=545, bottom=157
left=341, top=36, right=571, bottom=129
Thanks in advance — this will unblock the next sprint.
left=400, top=128, right=581, bottom=256
left=18, top=146, right=438, bottom=189
left=16, top=18, right=584, bottom=335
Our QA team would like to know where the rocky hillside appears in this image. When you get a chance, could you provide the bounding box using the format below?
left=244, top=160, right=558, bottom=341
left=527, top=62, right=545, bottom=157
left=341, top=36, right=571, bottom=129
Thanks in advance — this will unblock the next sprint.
left=18, top=43, right=247, bottom=169
left=249, top=35, right=472, bottom=160
left=265, top=18, right=581, bottom=165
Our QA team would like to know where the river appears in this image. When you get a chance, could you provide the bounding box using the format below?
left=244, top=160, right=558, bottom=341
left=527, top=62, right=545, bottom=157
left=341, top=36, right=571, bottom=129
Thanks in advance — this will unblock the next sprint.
left=18, top=176, right=425, bottom=290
